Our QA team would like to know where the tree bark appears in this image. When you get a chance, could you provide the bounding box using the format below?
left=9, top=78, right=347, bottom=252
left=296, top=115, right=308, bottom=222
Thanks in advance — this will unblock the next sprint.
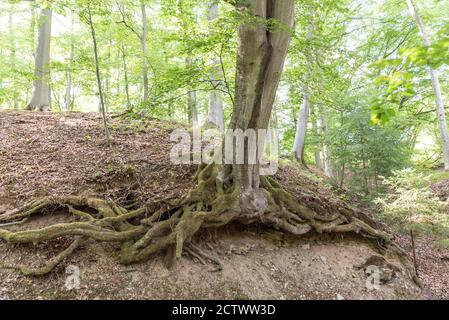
left=186, top=57, right=199, bottom=127
left=406, top=0, right=449, bottom=170
left=87, top=3, right=111, bottom=147
left=320, top=112, right=333, bottom=177
left=292, top=88, right=310, bottom=164
left=292, top=10, right=314, bottom=164
left=121, top=45, right=131, bottom=110
left=27, top=8, right=52, bottom=111
left=9, top=5, right=19, bottom=109
left=65, top=15, right=74, bottom=111
left=141, top=1, right=149, bottom=105
left=229, top=0, right=295, bottom=193
left=312, top=112, right=323, bottom=169
left=205, top=1, right=225, bottom=130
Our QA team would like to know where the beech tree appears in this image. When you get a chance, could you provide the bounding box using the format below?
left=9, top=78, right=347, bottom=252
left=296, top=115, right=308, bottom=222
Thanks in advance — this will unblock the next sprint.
left=0, top=0, right=419, bottom=283
left=405, top=0, right=449, bottom=171
left=205, top=0, right=225, bottom=130
left=27, top=7, right=52, bottom=111
left=292, top=9, right=314, bottom=165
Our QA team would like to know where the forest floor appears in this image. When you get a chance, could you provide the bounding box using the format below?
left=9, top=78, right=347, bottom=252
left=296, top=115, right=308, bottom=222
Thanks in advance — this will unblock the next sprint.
left=0, top=110, right=447, bottom=300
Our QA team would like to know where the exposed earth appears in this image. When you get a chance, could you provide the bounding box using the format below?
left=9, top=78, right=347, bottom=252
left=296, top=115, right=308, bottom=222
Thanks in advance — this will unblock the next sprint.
left=0, top=111, right=447, bottom=300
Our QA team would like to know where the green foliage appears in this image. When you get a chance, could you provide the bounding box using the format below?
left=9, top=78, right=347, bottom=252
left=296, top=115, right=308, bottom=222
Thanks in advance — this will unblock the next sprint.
left=329, top=106, right=412, bottom=196
left=375, top=168, right=449, bottom=246
left=371, top=22, right=449, bottom=125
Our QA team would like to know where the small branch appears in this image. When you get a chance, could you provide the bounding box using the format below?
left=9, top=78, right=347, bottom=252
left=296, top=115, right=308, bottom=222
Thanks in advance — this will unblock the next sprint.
left=218, top=44, right=235, bottom=107
left=115, top=0, right=142, bottom=41
left=410, top=230, right=419, bottom=278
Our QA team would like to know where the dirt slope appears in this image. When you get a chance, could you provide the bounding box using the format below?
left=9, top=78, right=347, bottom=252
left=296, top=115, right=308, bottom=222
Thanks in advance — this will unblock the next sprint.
left=0, top=110, right=442, bottom=299
left=0, top=226, right=422, bottom=300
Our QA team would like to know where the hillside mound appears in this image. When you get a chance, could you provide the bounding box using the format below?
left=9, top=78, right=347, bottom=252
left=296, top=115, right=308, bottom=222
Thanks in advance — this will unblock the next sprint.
left=0, top=111, right=425, bottom=299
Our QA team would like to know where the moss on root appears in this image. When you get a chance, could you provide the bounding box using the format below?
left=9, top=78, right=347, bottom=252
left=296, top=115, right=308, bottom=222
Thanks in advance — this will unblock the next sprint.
left=0, top=164, right=421, bottom=287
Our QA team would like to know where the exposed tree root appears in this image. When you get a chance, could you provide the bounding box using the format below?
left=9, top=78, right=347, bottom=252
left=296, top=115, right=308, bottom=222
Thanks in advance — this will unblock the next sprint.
left=0, top=164, right=421, bottom=287
left=185, top=243, right=222, bottom=272
left=1, top=236, right=86, bottom=276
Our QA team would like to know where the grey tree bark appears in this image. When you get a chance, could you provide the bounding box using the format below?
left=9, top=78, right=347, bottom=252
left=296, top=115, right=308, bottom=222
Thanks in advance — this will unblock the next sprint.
left=406, top=0, right=449, bottom=170
left=320, top=112, right=333, bottom=177
left=65, top=15, right=74, bottom=111
left=9, top=6, right=19, bottom=109
left=141, top=1, right=149, bottom=105
left=30, top=1, right=36, bottom=52
left=205, top=1, right=224, bottom=130
left=293, top=89, right=310, bottom=164
left=229, top=0, right=295, bottom=194
left=312, top=113, right=323, bottom=169
left=27, top=8, right=52, bottom=111
left=186, top=57, right=199, bottom=127
left=292, top=10, right=314, bottom=165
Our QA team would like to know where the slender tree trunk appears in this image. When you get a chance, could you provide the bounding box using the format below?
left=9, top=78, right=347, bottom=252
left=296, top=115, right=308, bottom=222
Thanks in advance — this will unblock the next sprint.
left=292, top=10, right=314, bottom=164
left=406, top=0, right=449, bottom=170
left=9, top=6, right=19, bottom=109
left=30, top=1, right=36, bottom=52
left=320, top=112, right=333, bottom=177
left=312, top=112, right=323, bottom=169
left=141, top=1, right=149, bottom=105
left=87, top=3, right=111, bottom=147
left=186, top=58, right=198, bottom=127
left=229, top=0, right=294, bottom=195
left=27, top=8, right=52, bottom=111
left=121, top=45, right=131, bottom=110
left=26, top=1, right=36, bottom=104
left=299, top=10, right=331, bottom=174
left=65, top=16, right=74, bottom=111
left=292, top=88, right=310, bottom=163
left=105, top=44, right=111, bottom=113
left=205, top=1, right=224, bottom=130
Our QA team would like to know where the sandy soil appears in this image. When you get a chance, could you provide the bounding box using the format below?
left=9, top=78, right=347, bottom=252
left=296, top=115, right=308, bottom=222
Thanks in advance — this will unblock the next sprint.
left=0, top=225, right=423, bottom=300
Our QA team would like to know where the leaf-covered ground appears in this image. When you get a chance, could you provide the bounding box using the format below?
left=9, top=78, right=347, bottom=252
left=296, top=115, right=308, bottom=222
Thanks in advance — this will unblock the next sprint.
left=0, top=110, right=447, bottom=299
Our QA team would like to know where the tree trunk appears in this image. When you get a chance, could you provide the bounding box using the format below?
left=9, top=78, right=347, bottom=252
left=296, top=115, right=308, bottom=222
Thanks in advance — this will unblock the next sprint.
left=187, top=88, right=198, bottom=127
left=105, top=44, right=111, bottom=113
left=406, top=0, right=449, bottom=170
left=65, top=15, right=74, bottom=111
left=121, top=45, right=131, bottom=110
left=320, top=112, right=333, bottom=177
left=205, top=1, right=224, bottom=130
left=312, top=112, right=323, bottom=169
left=9, top=6, right=19, bottom=109
left=186, top=57, right=199, bottom=127
left=87, top=3, right=111, bottom=147
left=27, top=8, right=52, bottom=111
left=141, top=1, right=149, bottom=105
left=292, top=88, right=310, bottom=163
left=30, top=1, right=36, bottom=52
left=229, top=0, right=294, bottom=194
left=292, top=10, right=314, bottom=164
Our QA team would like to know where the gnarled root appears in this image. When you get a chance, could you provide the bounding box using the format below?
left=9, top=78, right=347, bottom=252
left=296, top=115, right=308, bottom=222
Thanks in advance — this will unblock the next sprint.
left=0, top=164, right=417, bottom=286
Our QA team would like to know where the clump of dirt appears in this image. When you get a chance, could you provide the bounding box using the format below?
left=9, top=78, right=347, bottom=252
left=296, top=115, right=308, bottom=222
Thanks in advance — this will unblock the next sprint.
left=0, top=110, right=443, bottom=299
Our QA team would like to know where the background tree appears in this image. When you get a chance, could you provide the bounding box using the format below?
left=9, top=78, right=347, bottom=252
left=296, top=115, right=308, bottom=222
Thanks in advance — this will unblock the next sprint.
left=27, top=6, right=52, bottom=111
